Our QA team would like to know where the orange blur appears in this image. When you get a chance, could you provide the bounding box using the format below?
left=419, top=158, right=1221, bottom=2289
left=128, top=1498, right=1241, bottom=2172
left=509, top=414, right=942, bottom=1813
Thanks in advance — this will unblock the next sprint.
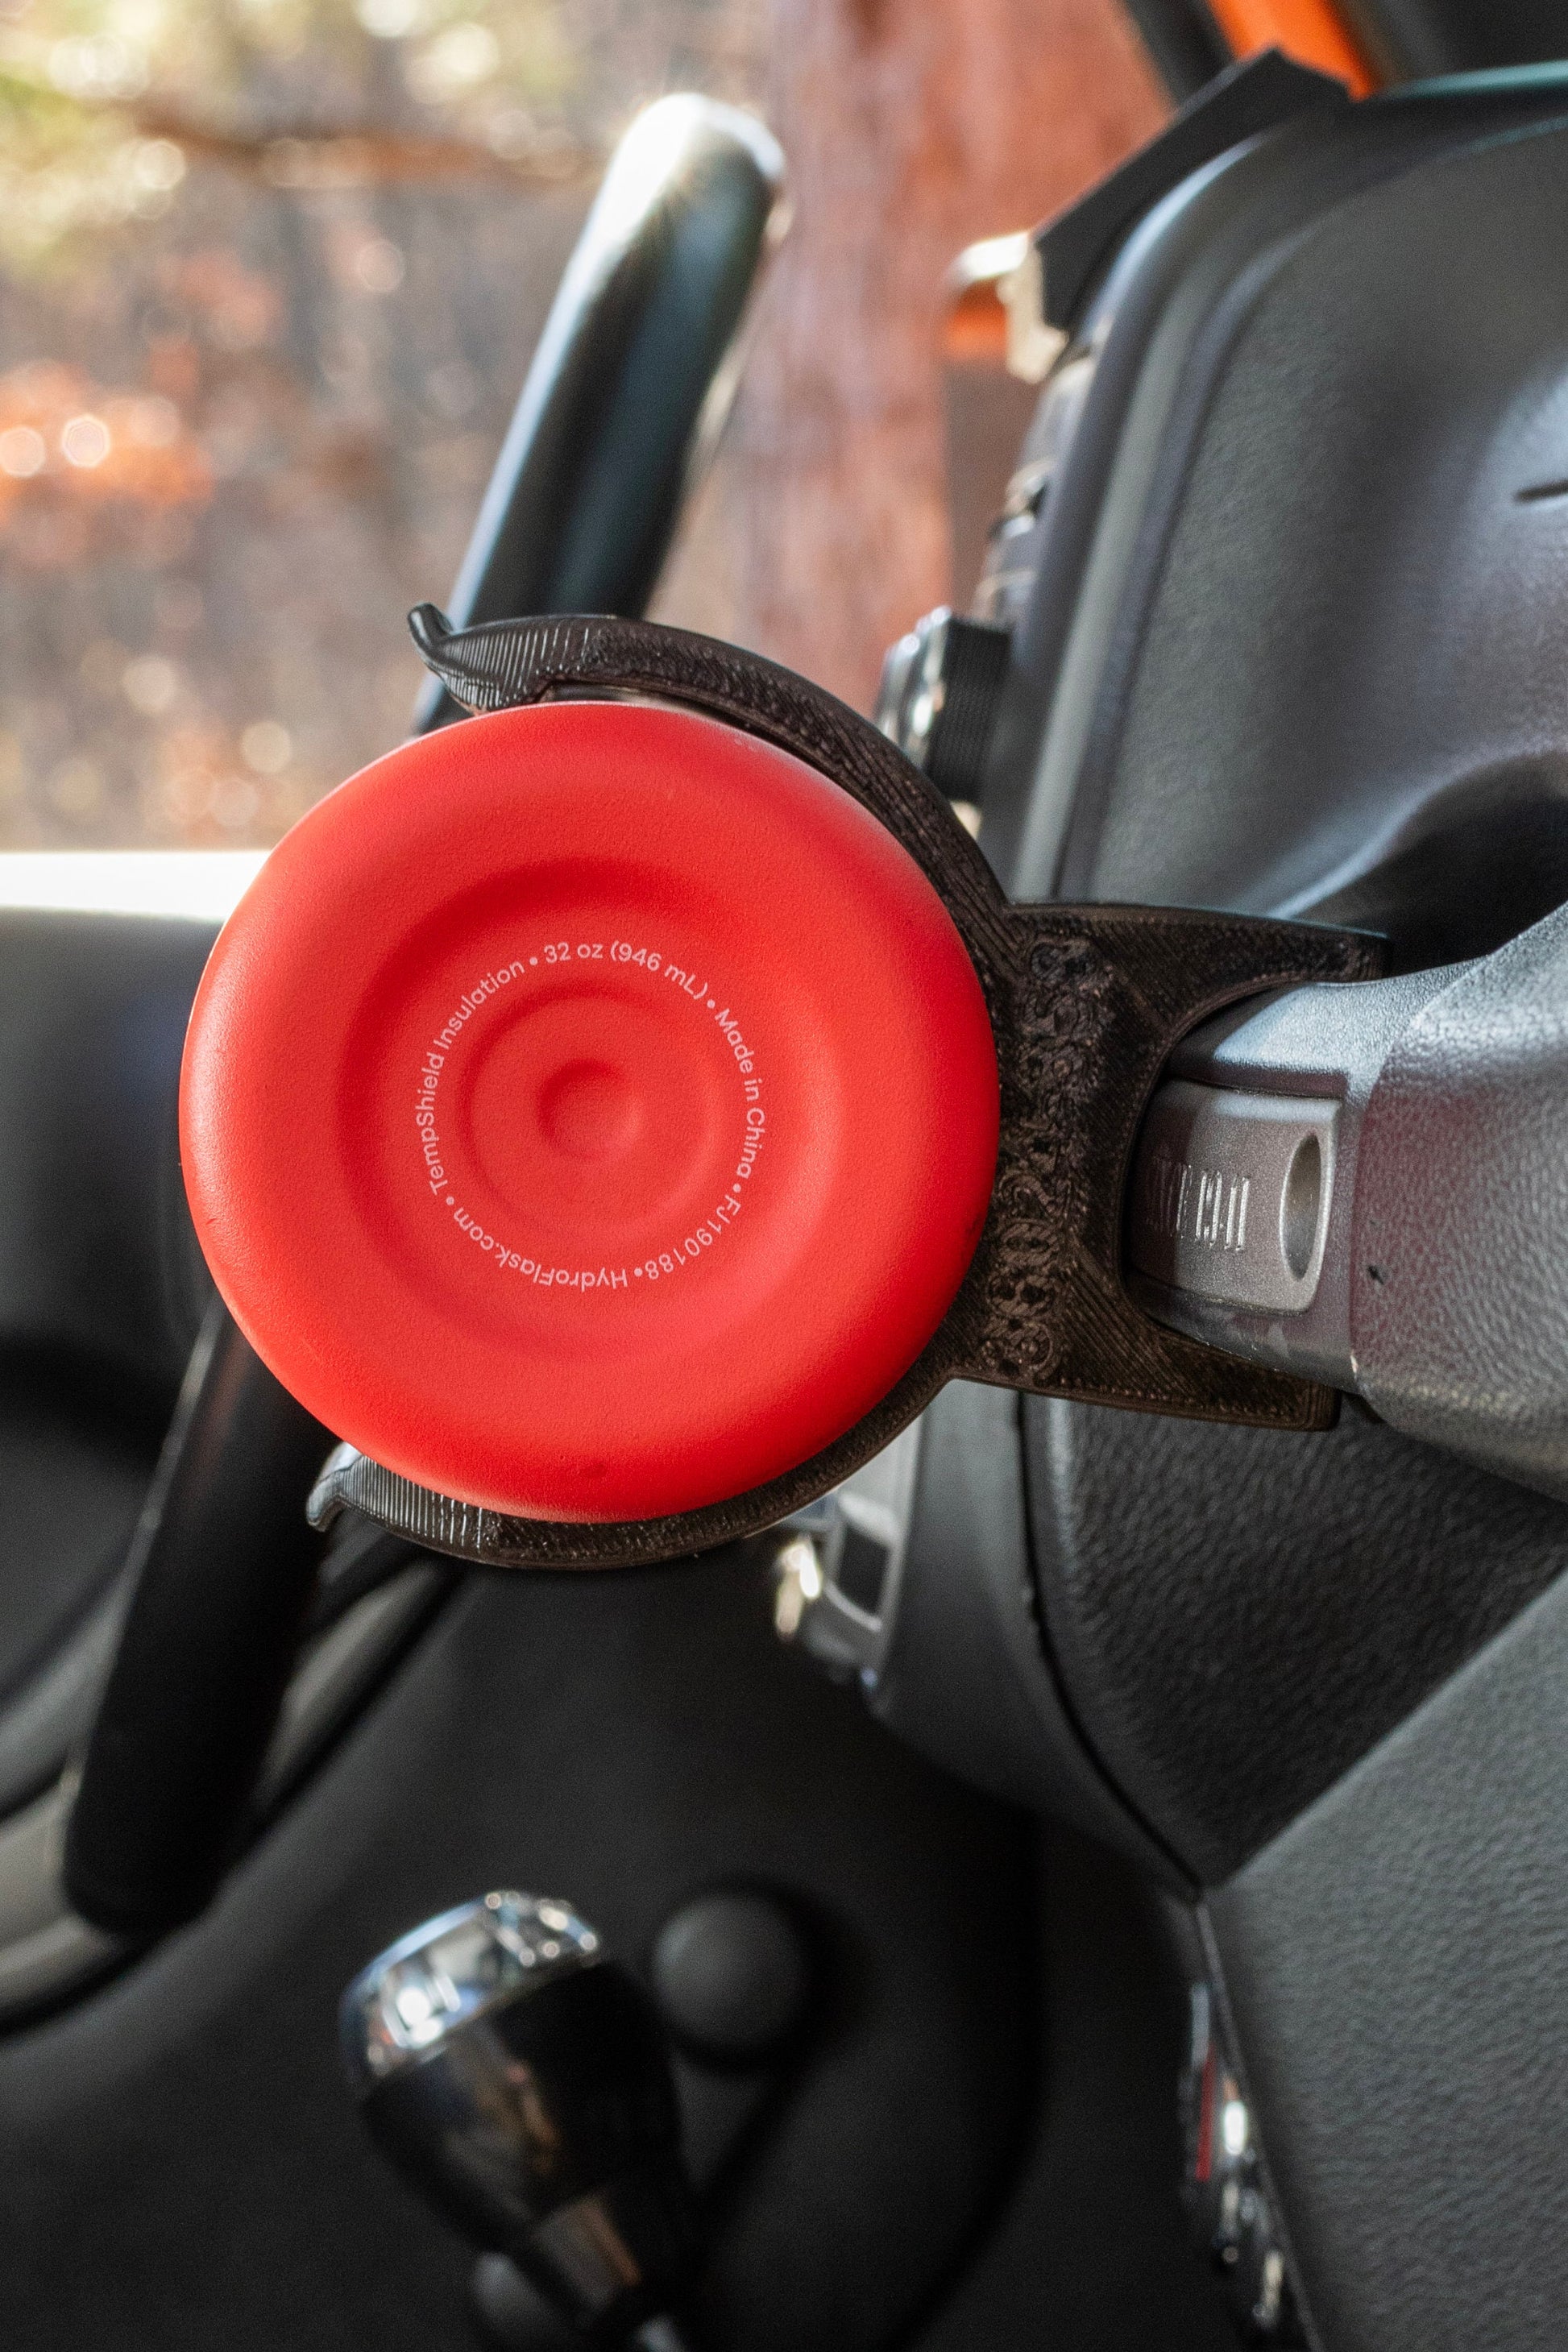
left=1206, top=0, right=1380, bottom=95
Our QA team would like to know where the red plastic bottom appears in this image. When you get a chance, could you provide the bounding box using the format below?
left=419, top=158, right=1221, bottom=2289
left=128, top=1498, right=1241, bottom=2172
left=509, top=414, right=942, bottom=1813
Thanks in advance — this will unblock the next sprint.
left=180, top=702, right=1000, bottom=1521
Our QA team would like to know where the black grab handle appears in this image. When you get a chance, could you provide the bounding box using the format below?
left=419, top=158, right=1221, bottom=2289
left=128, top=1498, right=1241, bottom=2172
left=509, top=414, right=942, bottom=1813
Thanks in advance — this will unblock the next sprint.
left=63, top=93, right=785, bottom=1943
left=416, top=94, right=784, bottom=729
left=64, top=1307, right=330, bottom=1935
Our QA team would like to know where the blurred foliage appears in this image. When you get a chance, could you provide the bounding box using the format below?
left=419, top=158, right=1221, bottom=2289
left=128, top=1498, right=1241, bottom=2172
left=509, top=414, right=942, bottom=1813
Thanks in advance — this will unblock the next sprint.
left=0, top=0, right=761, bottom=845
left=0, top=0, right=582, bottom=272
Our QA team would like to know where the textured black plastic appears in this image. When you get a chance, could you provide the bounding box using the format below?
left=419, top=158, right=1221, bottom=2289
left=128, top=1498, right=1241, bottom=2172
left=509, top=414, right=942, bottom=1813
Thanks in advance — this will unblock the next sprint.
left=991, top=85, right=1568, bottom=2346
left=1009, top=72, right=1568, bottom=1877
left=987, top=75, right=1568, bottom=903
left=305, top=610, right=1375, bottom=1570
left=1064, top=84, right=1568, bottom=915
left=64, top=1310, right=333, bottom=1935
left=1034, top=49, right=1345, bottom=332
left=924, top=617, right=1010, bottom=804
left=1027, top=1396, right=1568, bottom=1885
left=1207, top=1562, right=1568, bottom=2352
left=873, top=1379, right=1189, bottom=1890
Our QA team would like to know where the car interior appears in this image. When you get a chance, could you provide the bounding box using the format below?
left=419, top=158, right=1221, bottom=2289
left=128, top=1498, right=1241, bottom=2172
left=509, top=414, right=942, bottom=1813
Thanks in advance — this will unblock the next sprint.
left=5, top=2, right=1568, bottom=2347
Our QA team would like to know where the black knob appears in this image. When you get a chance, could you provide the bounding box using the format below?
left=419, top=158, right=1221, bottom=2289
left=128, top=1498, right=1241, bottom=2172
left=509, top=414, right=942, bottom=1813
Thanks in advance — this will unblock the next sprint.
left=342, top=1892, right=699, bottom=2344
left=650, top=1889, right=811, bottom=2064
left=874, top=607, right=1010, bottom=807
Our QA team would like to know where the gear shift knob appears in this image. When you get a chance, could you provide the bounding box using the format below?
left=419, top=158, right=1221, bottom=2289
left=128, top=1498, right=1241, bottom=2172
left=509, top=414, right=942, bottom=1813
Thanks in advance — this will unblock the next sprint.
left=341, top=1892, right=699, bottom=2344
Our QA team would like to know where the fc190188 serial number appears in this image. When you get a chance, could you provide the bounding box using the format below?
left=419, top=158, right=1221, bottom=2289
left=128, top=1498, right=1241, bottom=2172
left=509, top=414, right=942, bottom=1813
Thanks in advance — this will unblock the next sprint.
left=641, top=1199, right=743, bottom=1280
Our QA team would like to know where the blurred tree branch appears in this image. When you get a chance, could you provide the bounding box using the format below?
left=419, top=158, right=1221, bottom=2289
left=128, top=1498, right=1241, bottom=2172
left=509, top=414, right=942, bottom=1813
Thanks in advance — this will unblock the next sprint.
left=131, top=106, right=595, bottom=189
left=0, top=67, right=596, bottom=192
left=0, top=0, right=589, bottom=262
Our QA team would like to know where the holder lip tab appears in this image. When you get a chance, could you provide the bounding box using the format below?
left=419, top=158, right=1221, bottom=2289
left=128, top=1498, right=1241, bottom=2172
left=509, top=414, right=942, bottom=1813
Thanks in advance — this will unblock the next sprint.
left=301, top=610, right=1382, bottom=1571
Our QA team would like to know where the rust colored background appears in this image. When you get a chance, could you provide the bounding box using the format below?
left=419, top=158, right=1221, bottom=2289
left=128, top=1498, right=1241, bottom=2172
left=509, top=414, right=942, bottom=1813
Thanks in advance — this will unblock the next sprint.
left=660, top=0, right=1165, bottom=711
left=0, top=0, right=1164, bottom=844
